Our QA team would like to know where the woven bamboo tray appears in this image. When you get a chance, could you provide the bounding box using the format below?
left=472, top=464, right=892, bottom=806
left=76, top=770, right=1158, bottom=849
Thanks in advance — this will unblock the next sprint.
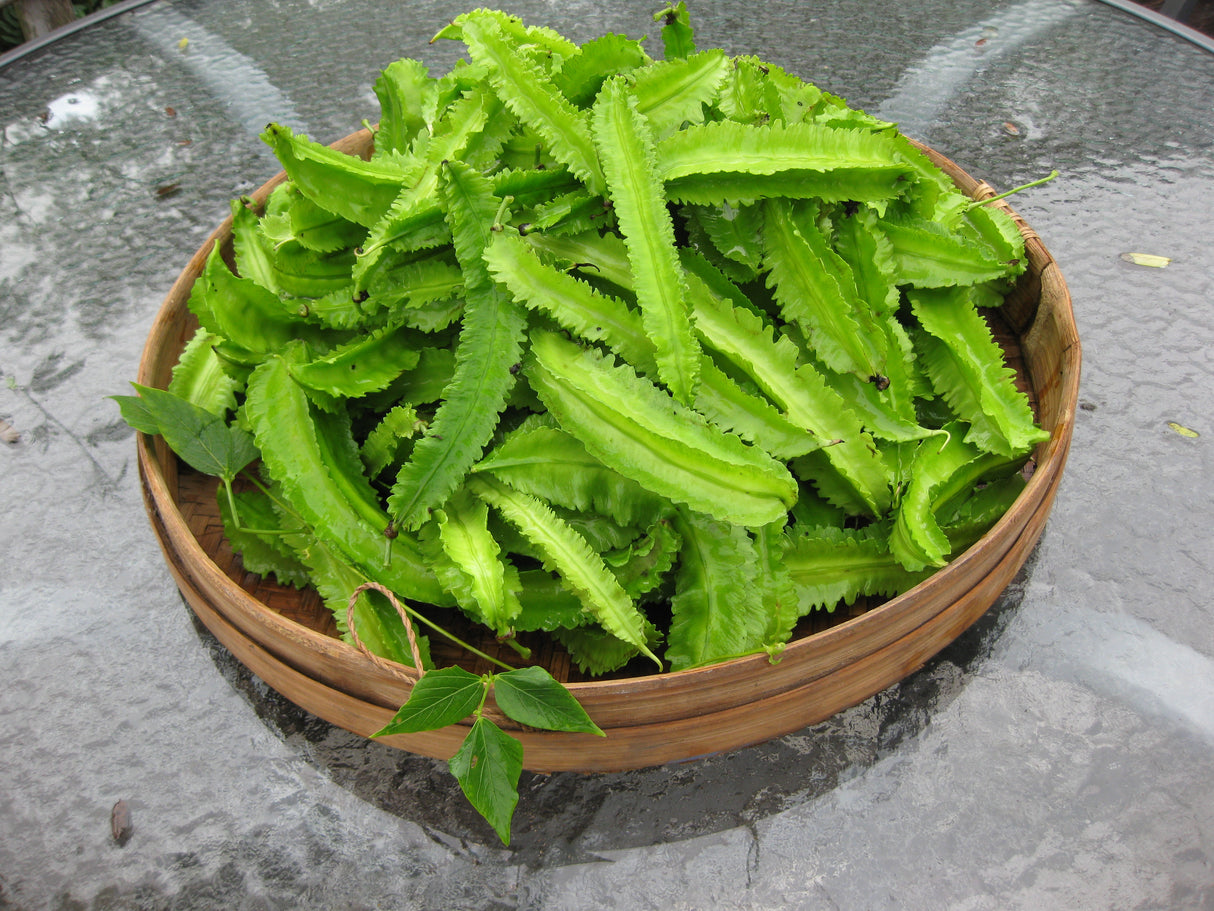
left=136, top=131, right=1080, bottom=773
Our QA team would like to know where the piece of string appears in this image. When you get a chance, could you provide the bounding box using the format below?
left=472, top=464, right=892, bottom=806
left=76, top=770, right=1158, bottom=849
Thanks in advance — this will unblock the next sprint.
left=345, top=582, right=425, bottom=679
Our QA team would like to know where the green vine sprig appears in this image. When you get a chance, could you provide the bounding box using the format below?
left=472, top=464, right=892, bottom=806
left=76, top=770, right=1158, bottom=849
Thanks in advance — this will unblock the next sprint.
left=345, top=582, right=603, bottom=845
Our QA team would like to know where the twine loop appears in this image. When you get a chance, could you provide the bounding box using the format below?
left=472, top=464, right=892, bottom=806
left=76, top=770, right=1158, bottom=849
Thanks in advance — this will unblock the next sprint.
left=345, top=582, right=425, bottom=679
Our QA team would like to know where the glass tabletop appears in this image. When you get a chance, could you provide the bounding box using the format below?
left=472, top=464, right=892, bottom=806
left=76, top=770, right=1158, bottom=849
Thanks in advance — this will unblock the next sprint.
left=2, top=1, right=1212, bottom=907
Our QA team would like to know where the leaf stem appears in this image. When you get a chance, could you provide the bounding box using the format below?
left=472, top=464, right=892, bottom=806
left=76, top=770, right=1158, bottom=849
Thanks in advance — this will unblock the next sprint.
left=224, top=478, right=294, bottom=536
left=499, top=636, right=532, bottom=660
left=473, top=674, right=493, bottom=719
left=223, top=478, right=241, bottom=528
left=967, top=170, right=1058, bottom=209
left=492, top=194, right=515, bottom=231
left=404, top=609, right=516, bottom=672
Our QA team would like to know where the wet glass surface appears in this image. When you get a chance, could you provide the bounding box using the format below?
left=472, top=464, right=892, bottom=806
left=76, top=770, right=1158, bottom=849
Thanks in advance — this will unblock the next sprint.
left=2, top=1, right=1213, bottom=907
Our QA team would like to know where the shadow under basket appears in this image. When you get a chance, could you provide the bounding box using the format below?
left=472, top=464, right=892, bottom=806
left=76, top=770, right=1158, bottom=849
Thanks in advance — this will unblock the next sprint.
left=136, top=132, right=1081, bottom=773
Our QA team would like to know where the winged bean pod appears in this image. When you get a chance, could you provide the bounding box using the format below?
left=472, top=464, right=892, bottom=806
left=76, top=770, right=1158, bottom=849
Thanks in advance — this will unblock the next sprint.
left=244, top=357, right=449, bottom=605
left=467, top=474, right=661, bottom=666
left=525, top=329, right=798, bottom=527
left=387, top=162, right=527, bottom=531
left=261, top=124, right=417, bottom=227
left=592, top=76, right=700, bottom=404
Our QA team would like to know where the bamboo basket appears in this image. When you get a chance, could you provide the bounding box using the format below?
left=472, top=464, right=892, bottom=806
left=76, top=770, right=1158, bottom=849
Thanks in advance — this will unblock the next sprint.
left=136, top=131, right=1080, bottom=773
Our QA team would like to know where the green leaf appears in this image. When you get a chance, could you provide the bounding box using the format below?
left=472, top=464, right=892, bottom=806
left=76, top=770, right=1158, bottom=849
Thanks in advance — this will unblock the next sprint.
left=448, top=716, right=524, bottom=846
left=493, top=665, right=604, bottom=735
left=115, top=384, right=256, bottom=482
left=374, top=666, right=485, bottom=736
left=111, top=391, right=160, bottom=435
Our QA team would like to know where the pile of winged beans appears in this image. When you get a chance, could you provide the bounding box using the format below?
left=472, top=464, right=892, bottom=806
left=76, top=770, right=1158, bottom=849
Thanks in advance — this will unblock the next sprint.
left=121, top=5, right=1050, bottom=679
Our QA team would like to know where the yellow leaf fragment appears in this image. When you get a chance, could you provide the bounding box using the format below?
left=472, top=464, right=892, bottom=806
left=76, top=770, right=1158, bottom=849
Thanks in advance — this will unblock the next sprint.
left=1167, top=422, right=1200, bottom=439
left=1120, top=252, right=1171, bottom=268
